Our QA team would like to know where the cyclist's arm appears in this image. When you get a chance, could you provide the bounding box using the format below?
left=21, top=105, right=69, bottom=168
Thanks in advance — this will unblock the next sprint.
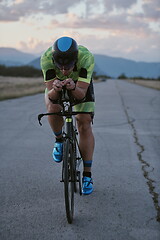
left=70, top=49, right=94, bottom=100
left=45, top=80, right=61, bottom=100
left=70, top=81, right=89, bottom=100
left=47, top=79, right=88, bottom=100
left=41, top=48, right=61, bottom=100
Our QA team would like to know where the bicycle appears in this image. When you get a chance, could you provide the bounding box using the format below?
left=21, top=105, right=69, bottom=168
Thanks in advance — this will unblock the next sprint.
left=38, top=88, right=90, bottom=223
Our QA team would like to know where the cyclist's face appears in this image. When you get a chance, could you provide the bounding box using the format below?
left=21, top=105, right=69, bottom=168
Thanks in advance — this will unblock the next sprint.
left=60, top=66, right=74, bottom=76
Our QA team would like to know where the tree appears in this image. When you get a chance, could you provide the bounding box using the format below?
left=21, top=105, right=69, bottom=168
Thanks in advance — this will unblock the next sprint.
left=118, top=73, right=127, bottom=79
left=0, top=65, right=42, bottom=77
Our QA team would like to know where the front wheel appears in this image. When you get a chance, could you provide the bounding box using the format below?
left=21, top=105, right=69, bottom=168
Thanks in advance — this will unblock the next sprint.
left=63, top=139, right=74, bottom=224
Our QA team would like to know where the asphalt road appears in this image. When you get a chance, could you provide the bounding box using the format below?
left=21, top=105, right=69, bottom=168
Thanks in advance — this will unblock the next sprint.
left=0, top=80, right=160, bottom=240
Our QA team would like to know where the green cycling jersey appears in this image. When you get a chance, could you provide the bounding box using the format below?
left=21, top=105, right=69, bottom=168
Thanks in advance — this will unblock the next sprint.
left=41, top=45, right=95, bottom=84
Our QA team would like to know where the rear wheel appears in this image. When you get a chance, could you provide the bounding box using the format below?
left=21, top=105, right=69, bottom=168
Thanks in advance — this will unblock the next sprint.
left=63, top=139, right=74, bottom=224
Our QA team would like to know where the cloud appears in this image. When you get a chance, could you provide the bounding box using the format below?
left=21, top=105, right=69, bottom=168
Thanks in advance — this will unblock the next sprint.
left=1, top=0, right=160, bottom=26
left=78, top=32, right=160, bottom=62
left=0, top=0, right=139, bottom=22
left=100, top=0, right=137, bottom=11
left=49, top=12, right=153, bottom=37
left=142, top=0, right=160, bottom=21
left=18, top=37, right=51, bottom=53
left=0, top=0, right=79, bottom=21
left=84, top=0, right=137, bottom=14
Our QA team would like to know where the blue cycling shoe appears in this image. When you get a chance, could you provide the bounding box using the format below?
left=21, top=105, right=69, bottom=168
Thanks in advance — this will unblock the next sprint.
left=52, top=142, right=63, bottom=163
left=82, top=177, right=93, bottom=195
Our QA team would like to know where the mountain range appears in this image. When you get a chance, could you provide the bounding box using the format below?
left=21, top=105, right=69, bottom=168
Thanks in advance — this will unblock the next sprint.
left=0, top=47, right=36, bottom=66
left=0, top=47, right=160, bottom=78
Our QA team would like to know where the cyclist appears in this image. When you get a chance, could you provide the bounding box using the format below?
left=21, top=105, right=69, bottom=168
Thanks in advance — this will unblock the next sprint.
left=41, top=36, right=95, bottom=195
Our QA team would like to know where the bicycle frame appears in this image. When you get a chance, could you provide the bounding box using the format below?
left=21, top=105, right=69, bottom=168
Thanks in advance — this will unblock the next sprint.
left=38, top=90, right=83, bottom=176
left=38, top=88, right=88, bottom=223
left=38, top=89, right=89, bottom=176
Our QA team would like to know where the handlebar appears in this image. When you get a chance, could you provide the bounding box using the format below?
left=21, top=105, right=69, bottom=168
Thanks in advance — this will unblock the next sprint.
left=38, top=111, right=92, bottom=126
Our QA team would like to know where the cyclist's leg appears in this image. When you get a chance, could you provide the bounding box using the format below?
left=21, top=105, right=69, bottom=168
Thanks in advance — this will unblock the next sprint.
left=76, top=111, right=94, bottom=195
left=74, top=99, right=95, bottom=168
left=45, top=89, right=64, bottom=137
left=74, top=97, right=95, bottom=194
left=75, top=112, right=94, bottom=173
left=45, top=89, right=64, bottom=162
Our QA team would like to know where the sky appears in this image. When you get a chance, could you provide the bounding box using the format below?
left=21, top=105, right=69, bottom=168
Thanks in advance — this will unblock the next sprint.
left=0, top=0, right=160, bottom=62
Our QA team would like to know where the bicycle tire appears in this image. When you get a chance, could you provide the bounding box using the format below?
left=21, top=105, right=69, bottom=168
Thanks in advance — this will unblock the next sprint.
left=72, top=136, right=78, bottom=194
left=63, top=138, right=74, bottom=224
left=77, top=171, right=82, bottom=195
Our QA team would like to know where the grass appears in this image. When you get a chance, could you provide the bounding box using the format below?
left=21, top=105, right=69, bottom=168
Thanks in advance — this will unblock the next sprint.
left=0, top=76, right=45, bottom=101
left=126, top=79, right=160, bottom=90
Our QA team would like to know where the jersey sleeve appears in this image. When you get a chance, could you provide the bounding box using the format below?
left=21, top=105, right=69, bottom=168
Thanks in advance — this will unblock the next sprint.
left=40, top=47, right=56, bottom=83
left=77, top=49, right=95, bottom=84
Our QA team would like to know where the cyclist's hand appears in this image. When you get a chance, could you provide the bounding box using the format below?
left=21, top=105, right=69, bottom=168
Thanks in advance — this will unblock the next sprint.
left=64, top=78, right=76, bottom=91
left=52, top=79, right=64, bottom=92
